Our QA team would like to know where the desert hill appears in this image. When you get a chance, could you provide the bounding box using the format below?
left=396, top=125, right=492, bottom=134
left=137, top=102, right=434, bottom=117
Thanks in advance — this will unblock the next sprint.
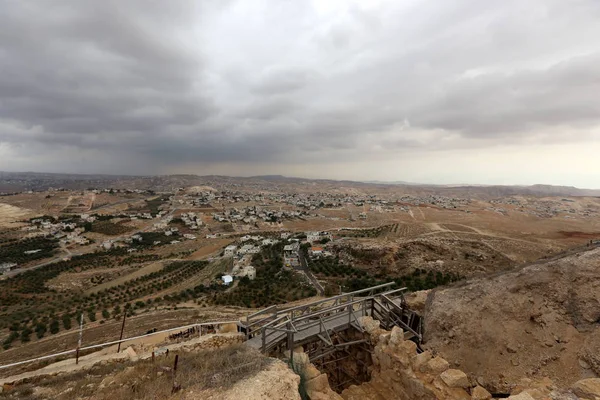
left=423, top=246, right=600, bottom=393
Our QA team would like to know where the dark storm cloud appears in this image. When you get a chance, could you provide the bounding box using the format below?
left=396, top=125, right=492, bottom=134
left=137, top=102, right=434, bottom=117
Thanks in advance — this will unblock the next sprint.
left=0, top=1, right=215, bottom=145
left=1, top=0, right=600, bottom=174
left=415, top=52, right=600, bottom=136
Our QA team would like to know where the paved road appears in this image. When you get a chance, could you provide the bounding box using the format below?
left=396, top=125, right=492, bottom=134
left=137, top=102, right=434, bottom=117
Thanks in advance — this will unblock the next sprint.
left=297, top=251, right=325, bottom=295
left=2, top=251, right=84, bottom=278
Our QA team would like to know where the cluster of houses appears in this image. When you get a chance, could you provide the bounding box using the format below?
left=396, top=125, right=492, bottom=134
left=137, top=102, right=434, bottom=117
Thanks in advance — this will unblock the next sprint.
left=221, top=234, right=289, bottom=282
left=396, top=195, right=471, bottom=210
left=489, top=197, right=598, bottom=219
left=282, top=231, right=334, bottom=268
left=212, top=206, right=305, bottom=224
left=177, top=212, right=203, bottom=230
left=22, top=217, right=90, bottom=246
left=88, top=188, right=154, bottom=195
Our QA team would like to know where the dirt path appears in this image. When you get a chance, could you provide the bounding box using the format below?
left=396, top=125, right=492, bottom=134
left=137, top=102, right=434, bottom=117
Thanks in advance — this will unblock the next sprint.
left=0, top=333, right=242, bottom=386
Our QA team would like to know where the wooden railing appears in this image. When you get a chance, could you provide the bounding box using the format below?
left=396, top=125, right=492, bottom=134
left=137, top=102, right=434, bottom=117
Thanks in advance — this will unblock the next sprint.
left=249, top=283, right=418, bottom=353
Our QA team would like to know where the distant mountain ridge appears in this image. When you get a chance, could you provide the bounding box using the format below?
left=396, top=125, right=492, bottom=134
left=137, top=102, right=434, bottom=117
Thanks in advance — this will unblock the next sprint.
left=0, top=171, right=599, bottom=197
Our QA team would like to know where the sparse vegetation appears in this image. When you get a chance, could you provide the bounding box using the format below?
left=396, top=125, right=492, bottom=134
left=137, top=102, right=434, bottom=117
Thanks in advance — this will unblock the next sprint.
left=0, top=236, right=59, bottom=264
left=87, top=221, right=133, bottom=236
left=0, top=345, right=271, bottom=400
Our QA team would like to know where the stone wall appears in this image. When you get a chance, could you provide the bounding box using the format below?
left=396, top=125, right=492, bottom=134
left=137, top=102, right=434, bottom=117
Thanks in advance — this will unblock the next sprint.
left=334, top=317, right=600, bottom=400
left=341, top=317, right=480, bottom=400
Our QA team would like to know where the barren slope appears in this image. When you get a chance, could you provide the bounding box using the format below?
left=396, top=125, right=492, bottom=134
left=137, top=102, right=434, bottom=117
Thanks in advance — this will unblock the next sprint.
left=423, top=246, right=600, bottom=393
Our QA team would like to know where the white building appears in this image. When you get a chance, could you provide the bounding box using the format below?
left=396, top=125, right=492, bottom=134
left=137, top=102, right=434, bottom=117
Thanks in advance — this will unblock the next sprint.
left=224, top=245, right=237, bottom=257
left=243, top=266, right=256, bottom=280
left=283, top=242, right=301, bottom=267
left=237, top=244, right=255, bottom=255
left=309, top=246, right=324, bottom=257
left=222, top=275, right=233, bottom=285
left=306, top=231, right=332, bottom=244
left=306, top=231, right=321, bottom=243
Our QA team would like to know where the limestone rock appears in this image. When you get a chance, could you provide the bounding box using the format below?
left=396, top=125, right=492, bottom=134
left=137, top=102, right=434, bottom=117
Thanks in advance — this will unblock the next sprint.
left=124, top=346, right=138, bottom=361
left=404, top=290, right=430, bottom=313
left=306, top=374, right=331, bottom=394
left=572, top=378, right=600, bottom=400
left=412, top=350, right=433, bottom=370
left=471, top=385, right=492, bottom=400
left=440, top=369, right=470, bottom=389
left=358, top=316, right=381, bottom=335
left=581, top=328, right=600, bottom=376
left=303, top=364, right=321, bottom=381
left=389, top=326, right=404, bottom=346
left=423, top=356, right=449, bottom=374
left=507, top=393, right=535, bottom=400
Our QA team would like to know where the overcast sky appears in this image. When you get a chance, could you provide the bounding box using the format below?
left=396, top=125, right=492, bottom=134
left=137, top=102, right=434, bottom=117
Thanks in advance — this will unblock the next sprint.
left=1, top=0, right=600, bottom=187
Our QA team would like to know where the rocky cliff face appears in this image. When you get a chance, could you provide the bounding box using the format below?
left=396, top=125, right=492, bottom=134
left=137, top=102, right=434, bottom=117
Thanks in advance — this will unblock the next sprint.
left=292, top=316, right=600, bottom=399
left=423, top=247, right=600, bottom=393
left=341, top=317, right=485, bottom=400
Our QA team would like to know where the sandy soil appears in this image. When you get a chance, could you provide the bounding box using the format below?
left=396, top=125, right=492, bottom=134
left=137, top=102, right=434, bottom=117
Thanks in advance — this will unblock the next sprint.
left=0, top=203, right=35, bottom=228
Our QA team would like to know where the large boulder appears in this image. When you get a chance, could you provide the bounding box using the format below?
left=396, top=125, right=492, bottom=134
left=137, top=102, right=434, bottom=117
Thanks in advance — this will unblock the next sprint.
left=440, top=369, right=470, bottom=389
left=507, top=393, right=535, bottom=400
left=422, top=356, right=449, bottom=374
left=572, top=378, right=600, bottom=400
left=471, top=385, right=492, bottom=400
left=389, top=326, right=404, bottom=346
left=581, top=328, right=600, bottom=376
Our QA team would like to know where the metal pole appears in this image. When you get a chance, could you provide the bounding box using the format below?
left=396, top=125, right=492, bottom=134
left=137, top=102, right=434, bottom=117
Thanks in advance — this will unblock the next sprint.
left=76, top=313, right=84, bottom=365
left=117, top=311, right=127, bottom=353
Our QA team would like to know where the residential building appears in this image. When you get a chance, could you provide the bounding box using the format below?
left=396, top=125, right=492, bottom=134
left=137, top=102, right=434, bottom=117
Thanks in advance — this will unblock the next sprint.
left=309, top=246, right=324, bottom=258
left=283, top=242, right=301, bottom=267
left=224, top=245, right=237, bottom=257
left=222, top=275, right=233, bottom=285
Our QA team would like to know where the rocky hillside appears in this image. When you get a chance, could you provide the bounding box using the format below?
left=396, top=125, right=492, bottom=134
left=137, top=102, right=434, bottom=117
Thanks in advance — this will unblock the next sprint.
left=423, top=247, right=600, bottom=393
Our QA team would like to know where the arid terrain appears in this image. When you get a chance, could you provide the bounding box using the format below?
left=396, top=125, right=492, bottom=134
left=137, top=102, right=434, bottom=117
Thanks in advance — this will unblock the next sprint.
left=0, top=173, right=599, bottom=399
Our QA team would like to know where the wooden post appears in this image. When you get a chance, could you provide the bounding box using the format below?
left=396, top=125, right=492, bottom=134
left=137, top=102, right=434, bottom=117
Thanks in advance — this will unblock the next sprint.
left=348, top=303, right=352, bottom=324
left=287, top=321, right=294, bottom=369
left=76, top=313, right=84, bottom=365
left=152, top=351, right=155, bottom=363
left=116, top=312, right=126, bottom=353
left=171, top=354, right=180, bottom=393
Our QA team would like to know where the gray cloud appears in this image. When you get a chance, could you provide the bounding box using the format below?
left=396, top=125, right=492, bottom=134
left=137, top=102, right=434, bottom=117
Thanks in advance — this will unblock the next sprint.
left=1, top=0, right=600, bottom=178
